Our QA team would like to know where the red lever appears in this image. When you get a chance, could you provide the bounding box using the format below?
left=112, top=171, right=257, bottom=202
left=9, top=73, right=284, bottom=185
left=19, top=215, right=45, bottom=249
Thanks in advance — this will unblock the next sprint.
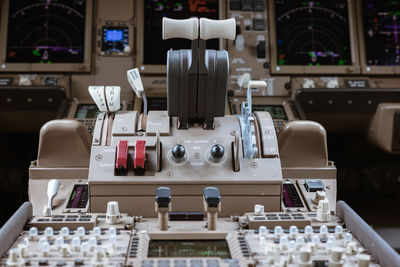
left=134, top=140, right=146, bottom=175
left=116, top=140, right=129, bottom=175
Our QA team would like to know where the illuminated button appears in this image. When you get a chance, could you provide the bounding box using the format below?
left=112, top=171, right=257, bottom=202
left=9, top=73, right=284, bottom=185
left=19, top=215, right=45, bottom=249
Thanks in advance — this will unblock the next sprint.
left=81, top=242, right=90, bottom=256
left=320, top=225, right=328, bottom=238
left=296, top=236, right=305, bottom=248
left=93, top=227, right=101, bottom=239
left=44, top=227, right=54, bottom=240
left=253, top=0, right=265, bottom=10
left=72, top=237, right=81, bottom=251
left=288, top=240, right=296, bottom=252
left=229, top=0, right=241, bottom=10
left=241, top=0, right=253, bottom=11
left=304, top=225, right=313, bottom=239
left=253, top=18, right=265, bottom=31
left=55, top=238, right=64, bottom=250
left=344, top=233, right=352, bottom=244
left=77, top=227, right=86, bottom=239
left=335, top=225, right=344, bottom=239
left=40, top=243, right=50, bottom=257
left=60, top=227, right=69, bottom=239
left=274, top=226, right=283, bottom=239
left=109, top=227, right=117, bottom=236
left=289, top=226, right=298, bottom=239
left=279, top=236, right=288, bottom=250
left=29, top=227, right=38, bottom=240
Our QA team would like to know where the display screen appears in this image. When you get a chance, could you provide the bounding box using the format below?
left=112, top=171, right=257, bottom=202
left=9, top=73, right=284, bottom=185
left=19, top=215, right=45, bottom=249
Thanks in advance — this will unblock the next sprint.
left=102, top=27, right=129, bottom=53
left=275, top=0, right=352, bottom=66
left=106, top=30, right=123, bottom=41
left=6, top=0, right=87, bottom=63
left=143, top=0, right=219, bottom=65
left=363, top=1, right=400, bottom=65
left=148, top=240, right=231, bottom=258
left=66, top=184, right=88, bottom=209
left=144, top=97, right=168, bottom=111
left=75, top=104, right=101, bottom=119
left=252, top=105, right=288, bottom=120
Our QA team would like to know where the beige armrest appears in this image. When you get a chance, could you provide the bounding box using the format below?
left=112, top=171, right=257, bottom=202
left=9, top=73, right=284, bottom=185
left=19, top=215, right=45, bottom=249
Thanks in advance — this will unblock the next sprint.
left=279, top=121, right=328, bottom=168
left=37, top=120, right=91, bottom=167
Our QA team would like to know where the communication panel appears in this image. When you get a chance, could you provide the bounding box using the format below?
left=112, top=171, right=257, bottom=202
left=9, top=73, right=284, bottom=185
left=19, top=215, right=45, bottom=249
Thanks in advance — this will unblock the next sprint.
left=2, top=200, right=398, bottom=267
left=96, top=21, right=133, bottom=56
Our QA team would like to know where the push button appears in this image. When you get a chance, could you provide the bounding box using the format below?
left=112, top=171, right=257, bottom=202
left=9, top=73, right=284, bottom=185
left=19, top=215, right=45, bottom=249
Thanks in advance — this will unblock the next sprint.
left=253, top=18, right=266, bottom=31
left=229, top=0, right=241, bottom=10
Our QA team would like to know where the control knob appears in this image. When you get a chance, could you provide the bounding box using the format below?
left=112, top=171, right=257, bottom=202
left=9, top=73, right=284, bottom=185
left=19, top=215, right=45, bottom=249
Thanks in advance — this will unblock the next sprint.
left=210, top=144, right=225, bottom=161
left=172, top=144, right=186, bottom=162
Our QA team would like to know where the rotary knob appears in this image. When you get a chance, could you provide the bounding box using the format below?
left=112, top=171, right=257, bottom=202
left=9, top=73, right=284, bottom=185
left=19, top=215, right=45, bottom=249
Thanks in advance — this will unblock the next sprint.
left=172, top=144, right=185, bottom=162
left=210, top=144, right=224, bottom=161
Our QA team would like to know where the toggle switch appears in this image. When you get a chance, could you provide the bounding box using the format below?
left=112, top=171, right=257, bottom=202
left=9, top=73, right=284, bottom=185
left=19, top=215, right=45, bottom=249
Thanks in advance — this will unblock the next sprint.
left=155, top=187, right=172, bottom=231
left=134, top=140, right=146, bottom=175
left=257, top=41, right=266, bottom=58
left=203, top=187, right=221, bottom=231
left=115, top=140, right=128, bottom=175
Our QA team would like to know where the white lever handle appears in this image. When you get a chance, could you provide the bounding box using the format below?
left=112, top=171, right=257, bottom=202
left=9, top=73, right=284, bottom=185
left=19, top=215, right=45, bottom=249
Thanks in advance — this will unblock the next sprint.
left=47, top=179, right=60, bottom=210
left=88, top=86, right=108, bottom=112
left=127, top=68, right=145, bottom=98
left=162, top=17, right=199, bottom=40
left=248, top=81, right=267, bottom=90
left=105, top=86, right=121, bottom=112
left=199, top=18, right=236, bottom=40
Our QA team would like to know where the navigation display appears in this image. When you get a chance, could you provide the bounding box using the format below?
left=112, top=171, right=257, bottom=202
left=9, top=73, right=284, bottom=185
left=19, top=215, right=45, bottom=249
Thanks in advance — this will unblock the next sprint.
left=363, top=0, right=400, bottom=65
left=143, top=0, right=219, bottom=65
left=6, top=0, right=87, bottom=63
left=275, top=0, right=352, bottom=66
left=75, top=104, right=101, bottom=119
left=148, top=240, right=231, bottom=258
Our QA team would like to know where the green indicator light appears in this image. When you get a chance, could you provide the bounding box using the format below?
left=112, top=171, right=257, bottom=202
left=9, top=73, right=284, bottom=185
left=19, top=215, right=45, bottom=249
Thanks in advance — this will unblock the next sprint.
left=32, top=50, right=40, bottom=57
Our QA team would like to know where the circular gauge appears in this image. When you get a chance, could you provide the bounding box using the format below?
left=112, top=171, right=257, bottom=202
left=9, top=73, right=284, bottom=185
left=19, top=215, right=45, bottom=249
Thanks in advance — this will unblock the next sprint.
left=275, top=0, right=352, bottom=66
left=6, top=0, right=86, bottom=63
